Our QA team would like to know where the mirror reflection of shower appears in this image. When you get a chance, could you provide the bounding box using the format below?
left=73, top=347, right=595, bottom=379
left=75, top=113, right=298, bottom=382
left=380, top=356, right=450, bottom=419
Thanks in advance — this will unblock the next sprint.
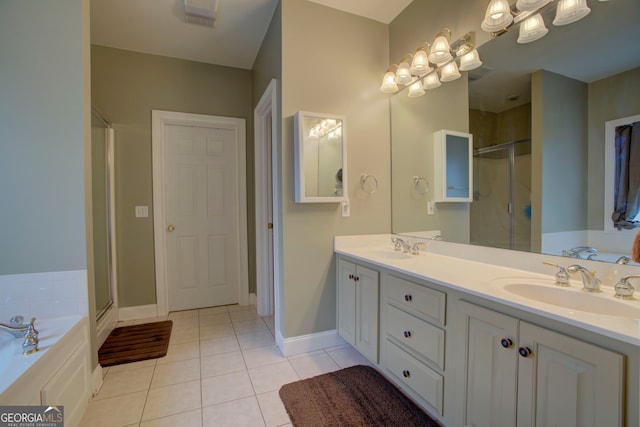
left=471, top=139, right=532, bottom=251
left=91, top=109, right=115, bottom=321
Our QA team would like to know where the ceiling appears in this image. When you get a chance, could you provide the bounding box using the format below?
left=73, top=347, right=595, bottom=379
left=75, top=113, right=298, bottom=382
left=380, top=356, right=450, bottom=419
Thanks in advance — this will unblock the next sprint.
left=90, top=0, right=413, bottom=70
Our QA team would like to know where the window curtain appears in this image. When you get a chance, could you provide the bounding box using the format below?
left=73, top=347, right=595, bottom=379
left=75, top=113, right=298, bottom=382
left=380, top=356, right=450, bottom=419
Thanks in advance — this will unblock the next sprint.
left=612, top=122, right=640, bottom=229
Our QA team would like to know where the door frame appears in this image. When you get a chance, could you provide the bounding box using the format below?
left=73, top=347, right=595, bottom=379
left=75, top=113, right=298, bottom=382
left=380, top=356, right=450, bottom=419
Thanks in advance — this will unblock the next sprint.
left=254, top=80, right=281, bottom=323
left=152, top=110, right=249, bottom=316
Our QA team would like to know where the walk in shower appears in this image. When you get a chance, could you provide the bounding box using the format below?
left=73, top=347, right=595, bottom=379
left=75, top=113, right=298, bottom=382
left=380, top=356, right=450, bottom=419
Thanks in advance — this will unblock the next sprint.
left=91, top=109, right=115, bottom=320
left=471, top=139, right=532, bottom=251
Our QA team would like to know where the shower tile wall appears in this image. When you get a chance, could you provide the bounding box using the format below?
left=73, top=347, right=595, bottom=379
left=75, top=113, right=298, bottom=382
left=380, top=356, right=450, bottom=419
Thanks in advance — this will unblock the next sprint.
left=0, top=270, right=88, bottom=320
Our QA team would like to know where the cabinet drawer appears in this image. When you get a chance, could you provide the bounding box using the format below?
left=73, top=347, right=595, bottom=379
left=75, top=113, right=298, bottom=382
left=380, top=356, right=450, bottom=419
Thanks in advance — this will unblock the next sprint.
left=387, top=304, right=445, bottom=370
left=386, top=340, right=443, bottom=416
left=387, top=275, right=446, bottom=326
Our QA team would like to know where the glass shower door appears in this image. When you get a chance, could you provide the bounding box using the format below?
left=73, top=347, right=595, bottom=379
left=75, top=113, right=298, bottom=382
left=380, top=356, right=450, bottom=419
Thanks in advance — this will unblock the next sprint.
left=91, top=111, right=113, bottom=320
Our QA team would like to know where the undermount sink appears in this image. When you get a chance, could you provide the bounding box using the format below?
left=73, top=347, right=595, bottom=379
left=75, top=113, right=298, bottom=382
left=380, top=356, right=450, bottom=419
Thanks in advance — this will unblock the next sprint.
left=494, top=278, right=640, bottom=318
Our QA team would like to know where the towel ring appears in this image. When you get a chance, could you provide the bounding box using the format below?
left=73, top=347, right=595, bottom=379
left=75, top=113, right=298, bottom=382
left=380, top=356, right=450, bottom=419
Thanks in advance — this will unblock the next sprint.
left=360, top=173, right=378, bottom=194
left=413, top=176, right=429, bottom=195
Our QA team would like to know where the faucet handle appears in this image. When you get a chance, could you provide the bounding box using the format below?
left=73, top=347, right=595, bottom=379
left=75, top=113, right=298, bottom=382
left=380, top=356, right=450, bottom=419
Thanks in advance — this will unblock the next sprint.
left=411, top=242, right=425, bottom=255
left=615, top=275, right=640, bottom=300
left=22, top=318, right=38, bottom=355
left=9, top=315, right=24, bottom=327
left=543, top=261, right=570, bottom=287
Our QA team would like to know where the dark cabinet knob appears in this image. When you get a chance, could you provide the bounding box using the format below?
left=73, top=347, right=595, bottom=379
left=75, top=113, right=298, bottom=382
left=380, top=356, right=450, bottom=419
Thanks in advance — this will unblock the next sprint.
left=403, top=330, right=412, bottom=338
left=348, top=274, right=353, bottom=280
left=518, top=346, right=533, bottom=358
left=500, top=338, right=513, bottom=349
left=404, top=294, right=413, bottom=302
left=402, top=370, right=411, bottom=378
left=354, top=276, right=359, bottom=282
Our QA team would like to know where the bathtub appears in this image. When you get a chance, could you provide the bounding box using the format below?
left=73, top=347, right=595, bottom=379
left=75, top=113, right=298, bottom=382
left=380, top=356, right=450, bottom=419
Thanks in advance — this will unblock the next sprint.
left=0, top=315, right=91, bottom=426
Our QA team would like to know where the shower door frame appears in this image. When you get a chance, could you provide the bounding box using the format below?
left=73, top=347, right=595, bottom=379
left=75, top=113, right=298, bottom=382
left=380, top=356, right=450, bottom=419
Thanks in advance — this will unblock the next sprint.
left=473, top=138, right=530, bottom=250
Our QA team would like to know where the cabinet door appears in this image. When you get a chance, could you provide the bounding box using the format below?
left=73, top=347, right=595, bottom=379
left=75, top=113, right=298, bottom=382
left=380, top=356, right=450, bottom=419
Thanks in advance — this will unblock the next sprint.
left=355, top=265, right=379, bottom=363
left=337, top=258, right=357, bottom=346
left=517, top=322, right=624, bottom=427
left=460, top=302, right=518, bottom=427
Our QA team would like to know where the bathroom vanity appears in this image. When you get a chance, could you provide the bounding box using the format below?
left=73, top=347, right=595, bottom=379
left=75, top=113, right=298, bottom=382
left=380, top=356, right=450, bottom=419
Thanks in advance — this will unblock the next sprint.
left=335, top=235, right=639, bottom=427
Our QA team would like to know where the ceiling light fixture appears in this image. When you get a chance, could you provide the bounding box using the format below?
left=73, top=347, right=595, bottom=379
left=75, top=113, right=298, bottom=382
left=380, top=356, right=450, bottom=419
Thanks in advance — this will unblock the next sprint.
left=459, top=49, right=483, bottom=71
left=395, top=56, right=414, bottom=85
left=410, top=44, right=433, bottom=77
left=440, top=62, right=462, bottom=82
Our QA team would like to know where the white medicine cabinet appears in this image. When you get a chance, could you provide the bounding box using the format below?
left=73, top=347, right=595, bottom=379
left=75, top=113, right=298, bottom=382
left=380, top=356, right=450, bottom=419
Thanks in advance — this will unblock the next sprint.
left=432, top=129, right=472, bottom=202
left=294, top=111, right=348, bottom=203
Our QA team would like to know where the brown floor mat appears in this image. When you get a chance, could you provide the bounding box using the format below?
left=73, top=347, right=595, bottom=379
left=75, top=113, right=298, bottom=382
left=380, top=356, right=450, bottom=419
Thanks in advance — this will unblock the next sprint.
left=279, top=365, right=442, bottom=426
left=98, top=321, right=173, bottom=367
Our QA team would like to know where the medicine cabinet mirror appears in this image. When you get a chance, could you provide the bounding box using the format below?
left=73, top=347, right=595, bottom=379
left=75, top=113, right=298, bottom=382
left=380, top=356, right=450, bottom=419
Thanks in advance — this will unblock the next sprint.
left=294, top=111, right=348, bottom=203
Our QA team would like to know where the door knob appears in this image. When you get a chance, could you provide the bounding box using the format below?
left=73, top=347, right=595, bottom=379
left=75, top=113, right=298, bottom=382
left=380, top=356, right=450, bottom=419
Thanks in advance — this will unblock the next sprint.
left=167, top=224, right=176, bottom=232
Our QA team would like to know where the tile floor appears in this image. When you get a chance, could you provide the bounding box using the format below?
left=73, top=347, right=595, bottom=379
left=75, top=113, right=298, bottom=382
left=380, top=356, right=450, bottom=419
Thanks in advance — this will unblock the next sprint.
left=80, top=304, right=371, bottom=427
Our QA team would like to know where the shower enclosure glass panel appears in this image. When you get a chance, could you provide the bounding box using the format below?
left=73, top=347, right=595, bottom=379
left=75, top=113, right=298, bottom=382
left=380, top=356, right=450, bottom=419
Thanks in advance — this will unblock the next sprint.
left=91, top=110, right=114, bottom=320
left=471, top=140, right=531, bottom=250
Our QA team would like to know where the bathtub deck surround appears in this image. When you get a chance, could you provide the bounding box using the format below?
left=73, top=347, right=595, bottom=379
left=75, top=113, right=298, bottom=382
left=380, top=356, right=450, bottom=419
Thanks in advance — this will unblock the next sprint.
left=79, top=304, right=370, bottom=426
left=335, top=234, right=640, bottom=426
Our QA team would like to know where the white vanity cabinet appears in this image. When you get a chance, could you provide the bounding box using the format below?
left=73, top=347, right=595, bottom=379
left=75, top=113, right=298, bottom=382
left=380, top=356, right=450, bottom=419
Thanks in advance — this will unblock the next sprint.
left=459, top=301, right=624, bottom=427
left=337, top=256, right=379, bottom=363
left=382, top=273, right=447, bottom=417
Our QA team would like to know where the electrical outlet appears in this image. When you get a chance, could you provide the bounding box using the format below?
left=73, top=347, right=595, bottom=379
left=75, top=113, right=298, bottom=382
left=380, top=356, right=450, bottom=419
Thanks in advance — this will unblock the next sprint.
left=427, top=202, right=435, bottom=215
left=341, top=201, right=351, bottom=217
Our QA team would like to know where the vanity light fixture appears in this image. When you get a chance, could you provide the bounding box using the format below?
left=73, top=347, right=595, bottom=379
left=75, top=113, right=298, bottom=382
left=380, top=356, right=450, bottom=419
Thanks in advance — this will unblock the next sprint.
left=423, top=73, right=442, bottom=90
left=553, top=0, right=591, bottom=25
left=379, top=66, right=399, bottom=93
left=410, top=44, right=433, bottom=77
left=516, top=0, right=551, bottom=11
left=481, top=0, right=514, bottom=32
left=408, top=80, right=426, bottom=97
left=458, top=49, right=483, bottom=71
left=395, top=56, right=414, bottom=85
left=379, top=30, right=480, bottom=96
left=428, top=29, right=453, bottom=66
left=517, top=13, right=549, bottom=43
left=482, top=0, right=595, bottom=43
left=440, top=62, right=462, bottom=82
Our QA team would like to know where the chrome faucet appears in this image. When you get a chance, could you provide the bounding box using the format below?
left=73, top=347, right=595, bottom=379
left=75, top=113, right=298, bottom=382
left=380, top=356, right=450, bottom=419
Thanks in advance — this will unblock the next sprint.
left=563, top=246, right=599, bottom=259
left=567, top=264, right=601, bottom=292
left=614, top=275, right=640, bottom=299
left=0, top=316, right=39, bottom=355
left=616, top=255, right=631, bottom=265
left=391, top=238, right=411, bottom=253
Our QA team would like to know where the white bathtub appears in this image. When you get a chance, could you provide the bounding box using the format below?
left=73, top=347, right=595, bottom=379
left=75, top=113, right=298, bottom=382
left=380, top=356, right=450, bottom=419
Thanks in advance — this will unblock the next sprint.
left=0, top=315, right=91, bottom=426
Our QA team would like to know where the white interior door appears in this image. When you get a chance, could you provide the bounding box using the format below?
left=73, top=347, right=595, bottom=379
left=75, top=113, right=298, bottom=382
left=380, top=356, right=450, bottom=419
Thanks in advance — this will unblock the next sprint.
left=165, top=124, right=240, bottom=311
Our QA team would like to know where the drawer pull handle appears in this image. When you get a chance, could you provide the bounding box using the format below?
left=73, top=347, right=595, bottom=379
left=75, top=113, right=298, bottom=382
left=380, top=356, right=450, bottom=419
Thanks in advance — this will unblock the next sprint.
left=518, top=346, right=533, bottom=358
left=402, top=370, right=411, bottom=378
left=403, top=330, right=412, bottom=338
left=404, top=294, right=413, bottom=302
left=500, top=338, right=513, bottom=349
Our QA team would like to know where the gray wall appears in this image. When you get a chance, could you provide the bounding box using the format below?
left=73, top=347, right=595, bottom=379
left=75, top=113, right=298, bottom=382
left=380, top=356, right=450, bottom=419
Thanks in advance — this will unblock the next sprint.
left=0, top=0, right=89, bottom=274
left=91, top=46, right=253, bottom=307
left=533, top=70, right=588, bottom=238
left=280, top=0, right=391, bottom=338
left=588, top=67, right=640, bottom=229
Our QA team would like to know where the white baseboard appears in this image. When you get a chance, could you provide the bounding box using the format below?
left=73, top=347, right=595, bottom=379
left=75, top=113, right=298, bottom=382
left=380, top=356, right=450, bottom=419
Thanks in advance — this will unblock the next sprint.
left=118, top=304, right=157, bottom=322
left=91, top=365, right=104, bottom=397
left=96, top=305, right=118, bottom=348
left=249, top=293, right=257, bottom=306
left=279, top=329, right=346, bottom=357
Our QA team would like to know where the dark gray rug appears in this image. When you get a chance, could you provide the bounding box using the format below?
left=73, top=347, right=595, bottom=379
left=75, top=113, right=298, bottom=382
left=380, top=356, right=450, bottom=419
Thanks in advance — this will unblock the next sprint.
left=279, top=365, right=442, bottom=426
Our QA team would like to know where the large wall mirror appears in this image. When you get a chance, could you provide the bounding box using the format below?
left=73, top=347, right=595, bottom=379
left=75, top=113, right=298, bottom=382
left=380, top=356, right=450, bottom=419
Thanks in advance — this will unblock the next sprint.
left=294, top=111, right=348, bottom=203
left=391, top=0, right=640, bottom=264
